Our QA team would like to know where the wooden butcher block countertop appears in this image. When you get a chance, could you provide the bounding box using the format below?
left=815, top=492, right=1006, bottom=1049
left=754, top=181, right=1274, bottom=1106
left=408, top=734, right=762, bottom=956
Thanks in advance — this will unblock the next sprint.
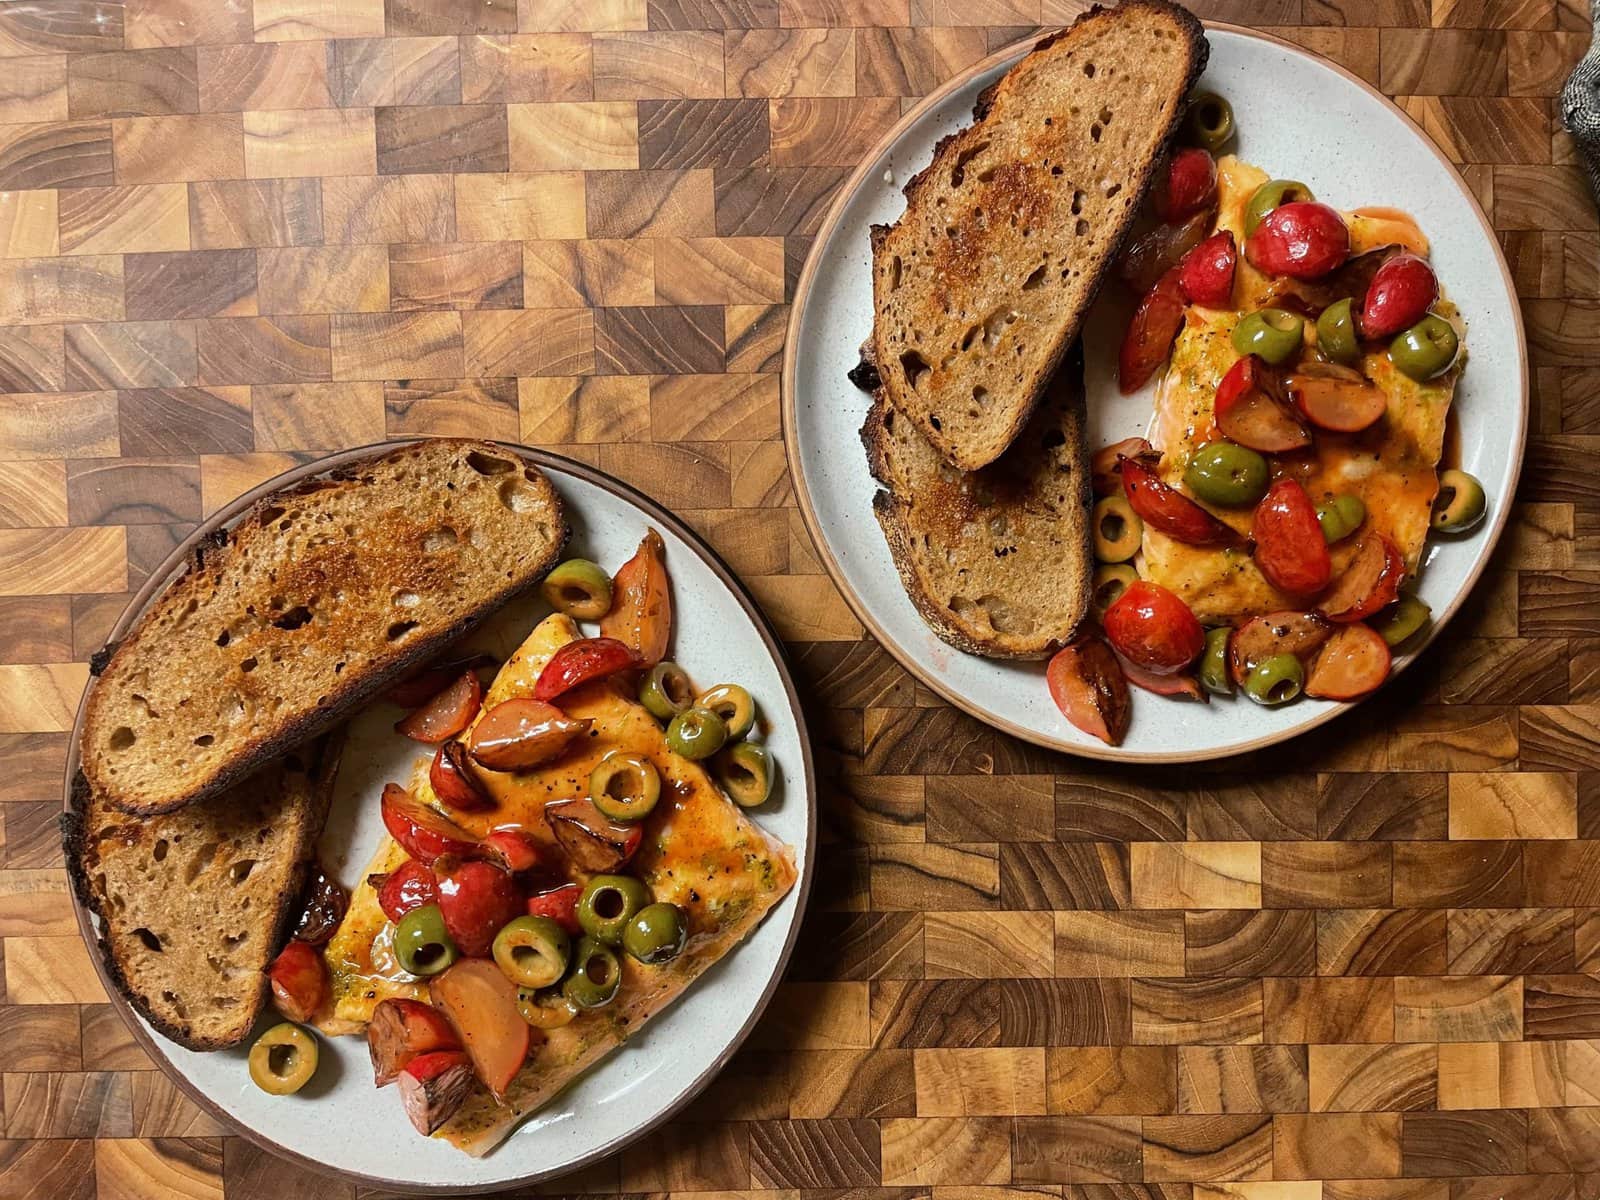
left=0, top=0, right=1594, bottom=1196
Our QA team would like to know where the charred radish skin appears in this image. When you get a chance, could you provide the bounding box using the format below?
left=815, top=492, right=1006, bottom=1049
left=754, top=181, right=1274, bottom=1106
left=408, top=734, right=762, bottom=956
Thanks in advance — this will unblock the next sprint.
left=398, top=1050, right=475, bottom=1135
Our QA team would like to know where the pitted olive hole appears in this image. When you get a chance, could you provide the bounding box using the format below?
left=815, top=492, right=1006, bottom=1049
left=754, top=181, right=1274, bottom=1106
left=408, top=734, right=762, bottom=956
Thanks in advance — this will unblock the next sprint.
left=1097, top=511, right=1126, bottom=542
left=267, top=1043, right=300, bottom=1077
left=1267, top=679, right=1298, bottom=703
left=593, top=888, right=625, bottom=920
left=582, top=952, right=615, bottom=984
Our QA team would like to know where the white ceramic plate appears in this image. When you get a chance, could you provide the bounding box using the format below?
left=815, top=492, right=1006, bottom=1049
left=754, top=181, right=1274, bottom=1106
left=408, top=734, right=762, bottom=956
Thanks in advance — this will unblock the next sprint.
left=66, top=443, right=815, bottom=1193
left=784, top=24, right=1527, bottom=762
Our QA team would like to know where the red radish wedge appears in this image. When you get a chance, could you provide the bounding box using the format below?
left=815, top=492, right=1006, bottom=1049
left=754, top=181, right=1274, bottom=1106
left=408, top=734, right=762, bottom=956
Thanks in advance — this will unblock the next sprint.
left=1046, top=634, right=1131, bottom=747
left=388, top=655, right=495, bottom=708
left=526, top=882, right=583, bottom=935
left=1117, top=210, right=1212, bottom=294
left=545, top=797, right=643, bottom=873
left=1318, top=534, right=1405, bottom=623
left=268, top=940, right=327, bottom=1024
left=398, top=1050, right=475, bottom=1135
left=376, top=859, right=438, bottom=924
left=1359, top=252, right=1438, bottom=339
left=1120, top=455, right=1241, bottom=547
left=481, top=829, right=541, bottom=874
left=1118, top=267, right=1187, bottom=394
left=396, top=670, right=483, bottom=743
left=1227, top=611, right=1334, bottom=687
left=1215, top=355, right=1312, bottom=453
left=1306, top=623, right=1392, bottom=700
left=381, top=784, right=479, bottom=866
left=429, top=959, right=534, bottom=1101
left=434, top=859, right=522, bottom=959
left=1152, top=147, right=1218, bottom=223
left=1092, top=438, right=1153, bottom=496
left=601, top=530, right=671, bottom=668
left=1253, top=480, right=1333, bottom=597
left=533, top=637, right=642, bottom=702
left=1245, top=201, right=1350, bottom=279
left=368, top=998, right=462, bottom=1087
left=1285, top=363, right=1387, bottom=434
left=1116, top=652, right=1206, bottom=700
left=429, top=741, right=493, bottom=812
left=1104, top=581, right=1205, bottom=675
left=1178, top=231, right=1237, bottom=308
left=468, top=698, right=592, bottom=771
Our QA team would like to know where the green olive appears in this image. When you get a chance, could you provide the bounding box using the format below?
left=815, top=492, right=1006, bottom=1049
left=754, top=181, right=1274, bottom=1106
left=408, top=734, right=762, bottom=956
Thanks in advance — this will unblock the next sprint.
left=1091, top=564, right=1138, bottom=622
left=1199, top=626, right=1234, bottom=697
left=589, top=751, right=661, bottom=822
left=1390, top=314, right=1459, bottom=381
left=715, top=740, right=774, bottom=808
left=1244, top=179, right=1315, bottom=236
left=1184, top=91, right=1235, bottom=152
left=1431, top=469, right=1486, bottom=533
left=1315, top=298, right=1361, bottom=365
left=394, top=904, right=459, bottom=977
left=696, top=683, right=755, bottom=741
left=623, top=902, right=688, bottom=965
left=1092, top=495, right=1143, bottom=563
left=666, top=706, right=728, bottom=760
left=639, top=661, right=693, bottom=721
left=562, top=937, right=622, bottom=1009
left=540, top=558, right=613, bottom=621
left=1372, top=594, right=1432, bottom=648
left=1244, top=652, right=1305, bottom=706
left=1317, top=493, right=1367, bottom=543
left=517, top=986, right=579, bottom=1029
left=577, top=874, right=649, bottom=945
left=1232, top=308, right=1305, bottom=365
left=249, top=1022, right=318, bottom=1096
left=1184, top=441, right=1269, bottom=507
left=492, top=915, right=570, bottom=989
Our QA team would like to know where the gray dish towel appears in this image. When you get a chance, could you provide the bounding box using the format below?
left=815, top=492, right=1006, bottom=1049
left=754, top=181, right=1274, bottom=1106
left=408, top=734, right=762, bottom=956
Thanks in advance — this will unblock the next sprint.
left=1563, top=1, right=1600, bottom=206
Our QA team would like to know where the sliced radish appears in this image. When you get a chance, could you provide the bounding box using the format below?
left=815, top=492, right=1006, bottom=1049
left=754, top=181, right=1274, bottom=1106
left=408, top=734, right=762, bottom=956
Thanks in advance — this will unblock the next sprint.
left=1215, top=355, right=1312, bottom=453
left=1306, top=624, right=1393, bottom=700
left=1318, top=534, right=1405, bottom=623
left=1285, top=363, right=1387, bottom=434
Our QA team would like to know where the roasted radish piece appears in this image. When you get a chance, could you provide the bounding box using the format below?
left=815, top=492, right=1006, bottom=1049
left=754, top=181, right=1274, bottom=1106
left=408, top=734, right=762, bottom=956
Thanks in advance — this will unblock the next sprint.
left=1318, top=534, right=1405, bottom=623
left=396, top=670, right=483, bottom=744
left=1245, top=201, right=1350, bottom=280
left=468, top=698, right=593, bottom=771
left=1091, top=438, right=1153, bottom=496
left=1306, top=623, right=1392, bottom=700
left=398, top=1050, right=475, bottom=1135
left=1117, top=210, right=1212, bottom=293
left=526, top=882, right=584, bottom=935
left=533, top=637, right=643, bottom=702
left=1359, top=252, right=1438, bottom=339
left=1103, top=581, right=1205, bottom=675
left=545, top=797, right=644, bottom=873
left=1214, top=356, right=1312, bottom=453
left=381, top=784, right=480, bottom=866
left=1285, top=363, right=1387, bottom=434
left=1227, top=611, right=1333, bottom=687
left=377, top=859, right=439, bottom=924
left=1046, top=634, right=1132, bottom=747
left=1253, top=480, right=1333, bottom=597
left=388, top=655, right=495, bottom=709
left=429, top=959, right=534, bottom=1101
left=1178, top=231, right=1237, bottom=308
left=1118, top=267, right=1187, bottom=394
left=1120, top=455, right=1241, bottom=547
left=482, top=829, right=541, bottom=874
left=601, top=530, right=671, bottom=667
left=1152, top=147, right=1218, bottom=223
left=429, top=741, right=493, bottom=812
left=268, top=939, right=327, bottom=1024
left=368, top=998, right=462, bottom=1087
left=1116, top=651, right=1206, bottom=700
left=434, top=859, right=523, bottom=959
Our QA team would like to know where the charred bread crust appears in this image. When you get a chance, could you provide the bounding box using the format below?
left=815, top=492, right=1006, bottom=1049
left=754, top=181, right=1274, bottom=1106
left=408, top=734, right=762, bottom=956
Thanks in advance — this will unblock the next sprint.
left=81, top=441, right=570, bottom=817
left=62, top=736, right=343, bottom=1051
left=870, top=0, right=1208, bottom=468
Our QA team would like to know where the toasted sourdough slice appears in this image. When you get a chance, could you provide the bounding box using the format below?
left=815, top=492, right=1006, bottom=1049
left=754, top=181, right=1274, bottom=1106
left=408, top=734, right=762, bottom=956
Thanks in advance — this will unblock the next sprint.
left=870, top=0, right=1207, bottom=470
left=864, top=343, right=1092, bottom=659
left=63, top=737, right=341, bottom=1050
left=81, top=439, right=568, bottom=816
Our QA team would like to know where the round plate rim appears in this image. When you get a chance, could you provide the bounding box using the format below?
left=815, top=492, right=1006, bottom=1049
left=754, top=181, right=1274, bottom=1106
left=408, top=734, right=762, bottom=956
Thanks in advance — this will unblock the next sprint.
left=780, top=21, right=1530, bottom=764
left=60, top=439, right=819, bottom=1193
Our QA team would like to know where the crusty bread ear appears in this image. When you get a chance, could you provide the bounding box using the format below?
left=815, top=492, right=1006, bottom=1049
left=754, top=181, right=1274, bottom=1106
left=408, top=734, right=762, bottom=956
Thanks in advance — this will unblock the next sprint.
left=870, top=0, right=1207, bottom=470
left=864, top=344, right=1093, bottom=659
left=63, top=738, right=341, bottom=1051
left=80, top=439, right=568, bottom=816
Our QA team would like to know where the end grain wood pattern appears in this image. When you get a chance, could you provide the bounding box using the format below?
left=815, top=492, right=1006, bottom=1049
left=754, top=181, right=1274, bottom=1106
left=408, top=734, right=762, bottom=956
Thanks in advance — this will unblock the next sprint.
left=0, top=0, right=1593, bottom=1195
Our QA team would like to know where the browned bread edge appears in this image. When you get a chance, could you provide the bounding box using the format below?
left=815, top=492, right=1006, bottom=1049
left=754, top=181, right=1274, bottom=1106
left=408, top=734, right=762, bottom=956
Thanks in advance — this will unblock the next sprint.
left=872, top=0, right=1208, bottom=469
left=81, top=440, right=569, bottom=816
